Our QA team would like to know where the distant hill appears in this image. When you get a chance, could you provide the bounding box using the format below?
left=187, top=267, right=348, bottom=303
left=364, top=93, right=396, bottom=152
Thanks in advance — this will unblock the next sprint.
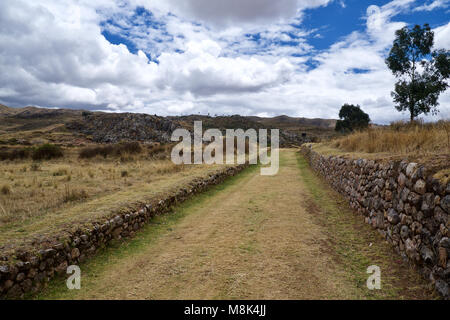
left=249, top=115, right=337, bottom=129
left=0, top=104, right=21, bottom=116
left=0, top=104, right=338, bottom=146
left=0, top=105, right=83, bottom=118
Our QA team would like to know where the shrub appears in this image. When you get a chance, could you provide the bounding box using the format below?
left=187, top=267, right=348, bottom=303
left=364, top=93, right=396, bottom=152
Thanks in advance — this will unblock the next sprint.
left=30, top=163, right=41, bottom=171
left=32, top=144, right=63, bottom=161
left=79, top=145, right=115, bottom=159
left=30, top=162, right=41, bottom=171
left=79, top=142, right=142, bottom=159
left=10, top=148, right=31, bottom=160
left=116, top=142, right=142, bottom=155
left=63, top=186, right=88, bottom=203
left=79, top=146, right=111, bottom=159
left=0, top=148, right=32, bottom=161
left=0, top=150, right=10, bottom=161
left=53, top=168, right=68, bottom=176
left=148, top=143, right=174, bottom=160
left=1, top=185, right=11, bottom=195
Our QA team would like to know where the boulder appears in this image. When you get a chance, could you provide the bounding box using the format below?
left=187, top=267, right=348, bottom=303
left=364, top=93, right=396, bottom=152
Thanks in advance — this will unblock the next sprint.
left=71, top=248, right=80, bottom=259
left=6, top=284, right=23, bottom=299
left=398, top=173, right=407, bottom=188
left=400, top=225, right=410, bottom=240
left=406, top=163, right=418, bottom=178
left=435, top=280, right=449, bottom=298
left=387, top=209, right=400, bottom=225
left=414, top=179, right=427, bottom=195
left=420, top=246, right=434, bottom=264
left=441, top=195, right=450, bottom=214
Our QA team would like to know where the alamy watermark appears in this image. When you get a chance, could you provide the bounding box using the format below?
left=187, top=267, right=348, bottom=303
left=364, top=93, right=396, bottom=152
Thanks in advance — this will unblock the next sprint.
left=170, top=121, right=279, bottom=176
left=367, top=265, right=381, bottom=290
left=66, top=265, right=81, bottom=290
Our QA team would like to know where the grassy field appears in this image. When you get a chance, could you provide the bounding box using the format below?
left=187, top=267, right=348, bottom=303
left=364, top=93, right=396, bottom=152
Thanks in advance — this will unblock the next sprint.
left=330, top=120, right=450, bottom=155
left=0, top=143, right=231, bottom=253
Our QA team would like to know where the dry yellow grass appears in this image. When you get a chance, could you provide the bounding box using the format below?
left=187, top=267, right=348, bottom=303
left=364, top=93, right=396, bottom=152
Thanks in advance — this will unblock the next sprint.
left=309, top=120, right=450, bottom=184
left=331, top=120, right=450, bottom=155
left=0, top=147, right=185, bottom=225
left=0, top=145, right=234, bottom=252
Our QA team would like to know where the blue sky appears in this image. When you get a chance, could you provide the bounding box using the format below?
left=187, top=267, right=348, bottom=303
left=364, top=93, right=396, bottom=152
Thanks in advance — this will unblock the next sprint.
left=304, top=0, right=449, bottom=48
left=0, top=0, right=449, bottom=123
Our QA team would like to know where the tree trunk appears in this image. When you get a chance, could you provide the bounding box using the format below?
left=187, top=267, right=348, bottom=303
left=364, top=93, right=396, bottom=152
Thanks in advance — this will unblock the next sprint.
left=409, top=105, right=415, bottom=122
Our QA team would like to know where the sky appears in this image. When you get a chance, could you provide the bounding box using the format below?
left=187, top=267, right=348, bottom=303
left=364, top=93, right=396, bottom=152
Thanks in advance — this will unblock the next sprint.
left=0, top=0, right=449, bottom=124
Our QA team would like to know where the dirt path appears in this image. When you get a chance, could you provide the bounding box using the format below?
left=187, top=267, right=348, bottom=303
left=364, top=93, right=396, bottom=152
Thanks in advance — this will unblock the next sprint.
left=38, top=149, right=433, bottom=300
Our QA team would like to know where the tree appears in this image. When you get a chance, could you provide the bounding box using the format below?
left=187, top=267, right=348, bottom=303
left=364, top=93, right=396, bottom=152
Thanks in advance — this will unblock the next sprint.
left=386, top=24, right=450, bottom=122
left=335, top=104, right=371, bottom=132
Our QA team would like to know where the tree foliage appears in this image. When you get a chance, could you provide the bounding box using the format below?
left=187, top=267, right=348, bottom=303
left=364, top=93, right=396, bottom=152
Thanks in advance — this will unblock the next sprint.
left=386, top=24, right=450, bottom=121
left=335, top=104, right=371, bottom=133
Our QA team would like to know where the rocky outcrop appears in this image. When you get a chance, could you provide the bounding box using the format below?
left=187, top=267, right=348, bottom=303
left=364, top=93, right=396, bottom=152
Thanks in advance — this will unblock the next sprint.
left=0, top=164, right=247, bottom=299
left=302, top=146, right=449, bottom=299
left=66, top=112, right=180, bottom=143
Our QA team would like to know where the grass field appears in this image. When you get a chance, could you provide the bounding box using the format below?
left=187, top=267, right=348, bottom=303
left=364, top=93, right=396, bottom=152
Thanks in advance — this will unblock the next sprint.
left=310, top=120, right=450, bottom=182
left=0, top=143, right=231, bottom=253
left=331, top=120, right=450, bottom=155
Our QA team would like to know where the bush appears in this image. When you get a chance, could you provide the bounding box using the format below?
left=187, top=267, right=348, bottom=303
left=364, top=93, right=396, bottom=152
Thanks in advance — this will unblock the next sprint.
left=79, top=142, right=142, bottom=159
left=32, top=144, right=63, bottom=161
left=148, top=143, right=174, bottom=160
left=30, top=163, right=41, bottom=171
left=117, top=142, right=142, bottom=155
left=1, top=185, right=11, bottom=195
left=79, top=146, right=113, bottom=159
left=0, top=148, right=32, bottom=161
left=53, top=168, right=68, bottom=176
left=63, top=186, right=88, bottom=203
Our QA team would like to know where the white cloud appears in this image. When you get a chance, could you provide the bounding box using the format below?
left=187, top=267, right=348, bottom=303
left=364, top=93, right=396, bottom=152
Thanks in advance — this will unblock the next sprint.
left=414, top=0, right=450, bottom=11
left=0, top=0, right=294, bottom=112
left=156, top=40, right=294, bottom=96
left=0, top=0, right=448, bottom=123
left=148, top=0, right=332, bottom=28
left=434, top=21, right=450, bottom=49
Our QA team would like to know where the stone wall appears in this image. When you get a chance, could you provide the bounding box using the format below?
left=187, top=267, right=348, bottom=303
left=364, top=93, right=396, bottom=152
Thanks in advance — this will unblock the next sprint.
left=0, top=164, right=247, bottom=299
left=301, top=146, right=449, bottom=298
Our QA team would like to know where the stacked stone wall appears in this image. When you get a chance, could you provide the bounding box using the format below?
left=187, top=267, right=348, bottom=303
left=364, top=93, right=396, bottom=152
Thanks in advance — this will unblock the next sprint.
left=301, top=146, right=449, bottom=298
